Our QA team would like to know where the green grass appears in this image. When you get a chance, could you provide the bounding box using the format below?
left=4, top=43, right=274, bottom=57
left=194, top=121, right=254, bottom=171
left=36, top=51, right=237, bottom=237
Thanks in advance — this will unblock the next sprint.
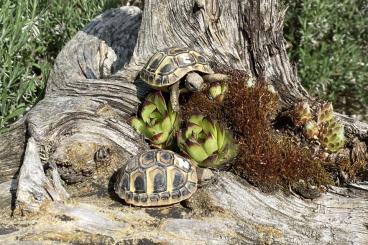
left=283, top=0, right=368, bottom=119
left=0, top=0, right=121, bottom=129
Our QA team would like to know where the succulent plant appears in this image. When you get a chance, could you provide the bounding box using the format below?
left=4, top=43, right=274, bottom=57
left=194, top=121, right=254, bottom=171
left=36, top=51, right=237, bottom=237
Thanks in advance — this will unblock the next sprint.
left=177, top=115, right=237, bottom=168
left=318, top=119, right=345, bottom=152
left=316, top=102, right=334, bottom=124
left=291, top=101, right=313, bottom=126
left=315, top=102, right=345, bottom=152
left=131, top=91, right=180, bottom=148
left=303, top=120, right=319, bottom=139
left=245, top=76, right=256, bottom=88
left=208, top=82, right=228, bottom=102
left=290, top=101, right=345, bottom=152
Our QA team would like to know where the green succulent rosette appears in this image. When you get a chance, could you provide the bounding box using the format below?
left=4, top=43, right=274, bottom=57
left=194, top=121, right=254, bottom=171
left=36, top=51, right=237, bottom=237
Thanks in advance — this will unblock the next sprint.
left=319, top=119, right=345, bottom=152
left=208, top=82, right=228, bottom=102
left=177, top=115, right=237, bottom=168
left=316, top=103, right=345, bottom=152
left=131, top=91, right=180, bottom=148
left=303, top=120, right=319, bottom=139
left=291, top=101, right=313, bottom=126
left=317, top=102, right=334, bottom=124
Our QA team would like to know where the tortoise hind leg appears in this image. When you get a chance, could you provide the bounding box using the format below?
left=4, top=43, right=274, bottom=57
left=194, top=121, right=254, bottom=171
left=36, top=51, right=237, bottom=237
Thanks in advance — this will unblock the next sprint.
left=170, top=82, right=180, bottom=112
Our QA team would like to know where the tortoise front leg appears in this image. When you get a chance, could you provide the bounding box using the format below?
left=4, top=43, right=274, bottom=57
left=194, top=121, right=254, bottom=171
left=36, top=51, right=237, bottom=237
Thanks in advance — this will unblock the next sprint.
left=202, top=73, right=230, bottom=83
left=170, top=82, right=181, bottom=112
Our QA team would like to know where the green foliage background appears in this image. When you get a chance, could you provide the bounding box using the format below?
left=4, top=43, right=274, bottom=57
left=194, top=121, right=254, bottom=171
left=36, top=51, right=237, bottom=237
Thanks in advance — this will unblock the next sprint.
left=0, top=0, right=367, bottom=130
left=0, top=0, right=121, bottom=129
left=283, top=0, right=368, bottom=118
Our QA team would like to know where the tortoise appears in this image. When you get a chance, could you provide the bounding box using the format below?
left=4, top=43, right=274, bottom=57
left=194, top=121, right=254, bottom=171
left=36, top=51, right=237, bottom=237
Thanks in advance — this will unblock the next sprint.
left=114, top=149, right=197, bottom=206
left=140, top=47, right=229, bottom=111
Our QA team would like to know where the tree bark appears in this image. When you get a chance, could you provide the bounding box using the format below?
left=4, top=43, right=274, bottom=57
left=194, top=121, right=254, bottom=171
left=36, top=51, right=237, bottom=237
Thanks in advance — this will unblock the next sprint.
left=0, top=1, right=367, bottom=244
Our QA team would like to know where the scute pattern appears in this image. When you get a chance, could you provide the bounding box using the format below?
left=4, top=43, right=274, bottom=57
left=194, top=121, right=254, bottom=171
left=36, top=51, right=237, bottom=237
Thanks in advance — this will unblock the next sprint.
left=140, top=47, right=214, bottom=88
left=115, top=149, right=197, bottom=207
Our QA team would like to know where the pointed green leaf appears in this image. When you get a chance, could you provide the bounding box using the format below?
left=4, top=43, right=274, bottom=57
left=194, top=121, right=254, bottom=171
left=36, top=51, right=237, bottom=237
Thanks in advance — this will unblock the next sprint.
left=209, top=83, right=222, bottom=99
left=168, top=104, right=176, bottom=122
left=131, top=118, right=153, bottom=138
left=173, top=113, right=180, bottom=130
left=141, top=103, right=157, bottom=123
left=131, top=118, right=145, bottom=133
left=202, top=117, right=216, bottom=135
left=154, top=91, right=167, bottom=115
left=151, top=132, right=169, bottom=145
left=160, top=116, right=172, bottom=132
left=189, top=114, right=204, bottom=126
left=147, top=123, right=163, bottom=136
left=185, top=122, right=203, bottom=139
left=203, top=134, right=218, bottom=155
left=150, top=111, right=162, bottom=120
left=221, top=83, right=229, bottom=93
left=217, top=126, right=226, bottom=151
left=168, top=104, right=180, bottom=129
left=185, top=140, right=209, bottom=163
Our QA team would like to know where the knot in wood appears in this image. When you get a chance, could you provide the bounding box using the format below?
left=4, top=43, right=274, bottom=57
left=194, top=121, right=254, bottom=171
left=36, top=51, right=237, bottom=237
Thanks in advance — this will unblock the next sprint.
left=94, top=146, right=112, bottom=165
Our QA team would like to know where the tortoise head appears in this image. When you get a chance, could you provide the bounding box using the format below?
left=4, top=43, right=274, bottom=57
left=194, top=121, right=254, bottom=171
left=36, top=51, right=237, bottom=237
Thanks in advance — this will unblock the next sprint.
left=185, top=72, right=205, bottom=92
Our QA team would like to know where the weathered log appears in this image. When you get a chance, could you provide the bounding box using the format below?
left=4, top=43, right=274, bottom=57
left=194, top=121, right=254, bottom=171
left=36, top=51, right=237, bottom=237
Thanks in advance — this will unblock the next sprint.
left=0, top=119, right=26, bottom=182
left=1, top=172, right=368, bottom=244
left=0, top=1, right=367, bottom=244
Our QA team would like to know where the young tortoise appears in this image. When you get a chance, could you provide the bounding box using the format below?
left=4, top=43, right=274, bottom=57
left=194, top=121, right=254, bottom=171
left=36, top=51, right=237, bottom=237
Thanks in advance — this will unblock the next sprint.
left=140, top=47, right=229, bottom=111
left=114, top=149, right=197, bottom=206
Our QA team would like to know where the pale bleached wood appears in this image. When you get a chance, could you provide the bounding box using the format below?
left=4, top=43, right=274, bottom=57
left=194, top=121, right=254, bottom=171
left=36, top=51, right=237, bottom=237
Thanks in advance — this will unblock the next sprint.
left=1, top=173, right=367, bottom=244
left=16, top=137, right=69, bottom=213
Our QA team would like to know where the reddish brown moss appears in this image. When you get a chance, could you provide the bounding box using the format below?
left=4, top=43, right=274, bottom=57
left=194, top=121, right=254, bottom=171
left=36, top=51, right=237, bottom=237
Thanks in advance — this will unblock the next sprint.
left=181, top=70, right=332, bottom=192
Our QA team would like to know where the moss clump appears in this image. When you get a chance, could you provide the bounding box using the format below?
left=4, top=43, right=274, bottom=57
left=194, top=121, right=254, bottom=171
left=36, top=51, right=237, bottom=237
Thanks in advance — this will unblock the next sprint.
left=181, top=70, right=332, bottom=193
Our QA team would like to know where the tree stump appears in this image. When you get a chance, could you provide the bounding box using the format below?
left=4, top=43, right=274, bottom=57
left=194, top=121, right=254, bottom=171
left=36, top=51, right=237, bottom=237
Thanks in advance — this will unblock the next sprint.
left=0, top=1, right=367, bottom=244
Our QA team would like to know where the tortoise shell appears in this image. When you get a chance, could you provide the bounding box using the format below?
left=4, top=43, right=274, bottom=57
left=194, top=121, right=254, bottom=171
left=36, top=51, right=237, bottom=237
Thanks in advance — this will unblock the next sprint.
left=114, top=149, right=197, bottom=206
left=140, top=47, right=214, bottom=88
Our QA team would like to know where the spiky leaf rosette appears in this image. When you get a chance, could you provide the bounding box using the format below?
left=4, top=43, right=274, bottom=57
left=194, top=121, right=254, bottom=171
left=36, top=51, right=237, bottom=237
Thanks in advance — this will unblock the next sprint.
left=291, top=101, right=313, bottom=126
left=317, top=102, right=334, bottom=124
left=177, top=115, right=237, bottom=168
left=319, top=119, right=345, bottom=152
left=131, top=91, right=180, bottom=149
left=208, top=82, right=228, bottom=102
left=303, top=120, right=319, bottom=139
